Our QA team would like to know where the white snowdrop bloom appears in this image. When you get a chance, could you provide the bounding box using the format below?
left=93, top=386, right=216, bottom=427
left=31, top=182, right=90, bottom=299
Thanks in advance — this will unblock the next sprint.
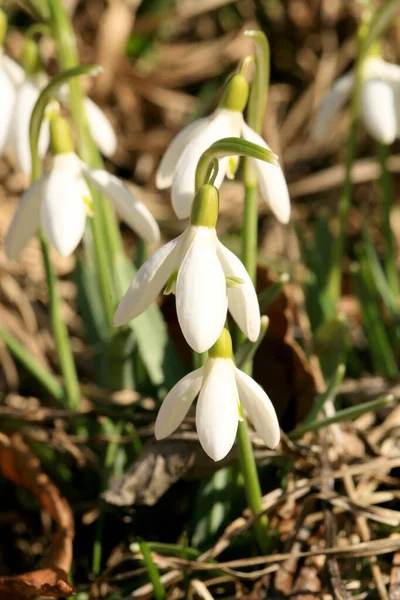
left=154, top=328, right=280, bottom=461
left=313, top=56, right=400, bottom=145
left=3, top=38, right=117, bottom=174
left=114, top=185, right=261, bottom=353
left=58, top=84, right=117, bottom=158
left=0, top=50, right=20, bottom=155
left=0, top=7, right=25, bottom=156
left=8, top=72, right=50, bottom=175
left=5, top=115, right=159, bottom=258
left=156, top=73, right=291, bottom=224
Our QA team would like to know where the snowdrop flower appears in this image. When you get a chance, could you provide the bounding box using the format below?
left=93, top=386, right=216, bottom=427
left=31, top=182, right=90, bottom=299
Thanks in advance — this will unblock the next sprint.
left=7, top=38, right=50, bottom=175
left=5, top=115, right=159, bottom=258
left=4, top=38, right=117, bottom=175
left=156, top=73, right=290, bottom=224
left=114, top=184, right=260, bottom=353
left=313, top=55, right=400, bottom=145
left=155, top=327, right=280, bottom=461
left=0, top=10, right=26, bottom=155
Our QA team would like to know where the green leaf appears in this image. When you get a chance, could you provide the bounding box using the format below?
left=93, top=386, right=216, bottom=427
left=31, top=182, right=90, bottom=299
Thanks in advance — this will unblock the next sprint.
left=191, top=467, right=235, bottom=550
left=314, top=316, right=349, bottom=380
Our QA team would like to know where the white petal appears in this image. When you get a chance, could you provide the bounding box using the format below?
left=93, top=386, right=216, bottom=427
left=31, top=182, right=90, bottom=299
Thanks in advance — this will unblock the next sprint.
left=84, top=97, right=117, bottom=158
left=0, top=67, right=16, bottom=153
left=176, top=227, right=227, bottom=353
left=312, top=71, right=354, bottom=142
left=241, top=122, right=290, bottom=224
left=83, top=166, right=160, bottom=243
left=1, top=55, right=25, bottom=87
left=171, top=109, right=241, bottom=219
left=155, top=367, right=204, bottom=439
left=196, top=358, right=239, bottom=461
left=216, top=241, right=260, bottom=341
left=234, top=367, right=280, bottom=449
left=5, top=178, right=43, bottom=258
left=361, top=78, right=397, bottom=144
left=10, top=79, right=49, bottom=175
left=41, top=161, right=87, bottom=256
left=155, top=117, right=209, bottom=189
left=113, top=234, right=182, bottom=326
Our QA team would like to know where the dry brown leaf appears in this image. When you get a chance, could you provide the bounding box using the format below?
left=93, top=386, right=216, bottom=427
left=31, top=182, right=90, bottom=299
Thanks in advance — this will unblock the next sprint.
left=254, top=267, right=325, bottom=430
left=103, top=439, right=198, bottom=506
left=0, top=433, right=75, bottom=599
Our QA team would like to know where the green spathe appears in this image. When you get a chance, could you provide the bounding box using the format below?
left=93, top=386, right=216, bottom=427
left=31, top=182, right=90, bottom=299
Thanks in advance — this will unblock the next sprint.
left=208, top=328, right=233, bottom=359
left=0, top=9, right=7, bottom=48
left=190, top=184, right=219, bottom=228
left=219, top=73, right=249, bottom=112
left=50, top=114, right=74, bottom=155
left=22, top=38, right=42, bottom=75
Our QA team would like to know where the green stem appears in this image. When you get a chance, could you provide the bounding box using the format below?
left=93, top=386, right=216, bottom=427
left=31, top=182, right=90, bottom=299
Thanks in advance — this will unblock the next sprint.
left=325, top=87, right=361, bottom=311
left=47, top=0, right=120, bottom=329
left=40, top=235, right=80, bottom=410
left=28, top=69, right=84, bottom=411
left=0, top=327, right=64, bottom=401
left=92, top=420, right=123, bottom=575
left=378, top=142, right=399, bottom=296
left=235, top=169, right=269, bottom=551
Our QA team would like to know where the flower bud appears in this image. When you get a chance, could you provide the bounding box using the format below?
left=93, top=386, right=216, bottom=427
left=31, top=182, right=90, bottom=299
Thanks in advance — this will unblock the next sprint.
left=22, top=38, right=42, bottom=75
left=208, top=327, right=233, bottom=359
left=219, top=73, right=249, bottom=112
left=0, top=9, right=7, bottom=47
left=190, top=184, right=219, bottom=228
left=50, top=114, right=74, bottom=155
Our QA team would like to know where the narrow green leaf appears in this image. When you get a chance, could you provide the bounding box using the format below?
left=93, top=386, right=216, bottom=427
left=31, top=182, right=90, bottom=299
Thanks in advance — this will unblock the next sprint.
left=303, top=364, right=346, bottom=425
left=138, top=539, right=166, bottom=600
left=290, top=394, right=393, bottom=440
left=0, top=327, right=64, bottom=401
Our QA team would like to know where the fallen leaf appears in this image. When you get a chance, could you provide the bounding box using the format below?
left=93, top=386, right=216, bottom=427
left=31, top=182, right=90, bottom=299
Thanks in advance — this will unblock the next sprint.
left=103, top=439, right=198, bottom=506
left=0, top=433, right=75, bottom=599
left=254, top=267, right=325, bottom=430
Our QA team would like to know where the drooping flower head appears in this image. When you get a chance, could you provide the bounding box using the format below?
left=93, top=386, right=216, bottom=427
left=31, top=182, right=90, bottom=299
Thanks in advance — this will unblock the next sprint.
left=2, top=35, right=117, bottom=175
left=114, top=184, right=261, bottom=353
left=156, top=72, right=291, bottom=224
left=5, top=114, right=160, bottom=258
left=155, top=327, right=280, bottom=461
left=313, top=52, right=400, bottom=145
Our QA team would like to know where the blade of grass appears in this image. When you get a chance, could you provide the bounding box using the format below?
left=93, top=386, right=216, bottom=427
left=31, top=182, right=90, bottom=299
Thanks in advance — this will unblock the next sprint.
left=290, top=394, right=393, bottom=440
left=138, top=539, right=166, bottom=600
left=0, top=327, right=64, bottom=401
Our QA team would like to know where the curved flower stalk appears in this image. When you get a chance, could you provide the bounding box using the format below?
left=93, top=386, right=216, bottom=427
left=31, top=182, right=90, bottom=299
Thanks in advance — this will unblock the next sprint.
left=156, top=73, right=290, bottom=224
left=2, top=38, right=117, bottom=175
left=5, top=115, right=159, bottom=257
left=155, top=327, right=280, bottom=461
left=114, top=184, right=260, bottom=353
left=313, top=55, right=400, bottom=145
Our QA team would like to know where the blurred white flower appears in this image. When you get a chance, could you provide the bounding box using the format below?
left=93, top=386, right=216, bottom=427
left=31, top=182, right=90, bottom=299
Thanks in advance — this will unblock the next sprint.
left=3, top=64, right=117, bottom=175
left=0, top=51, right=24, bottom=154
left=154, top=352, right=280, bottom=462
left=155, top=74, right=291, bottom=224
left=313, top=56, right=400, bottom=145
left=5, top=151, right=160, bottom=257
left=114, top=185, right=260, bottom=353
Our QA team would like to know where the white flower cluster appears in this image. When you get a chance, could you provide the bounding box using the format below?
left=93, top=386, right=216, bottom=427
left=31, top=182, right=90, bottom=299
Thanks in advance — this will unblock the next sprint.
left=0, top=43, right=116, bottom=175
left=4, top=22, right=286, bottom=461
left=114, top=71, right=289, bottom=460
